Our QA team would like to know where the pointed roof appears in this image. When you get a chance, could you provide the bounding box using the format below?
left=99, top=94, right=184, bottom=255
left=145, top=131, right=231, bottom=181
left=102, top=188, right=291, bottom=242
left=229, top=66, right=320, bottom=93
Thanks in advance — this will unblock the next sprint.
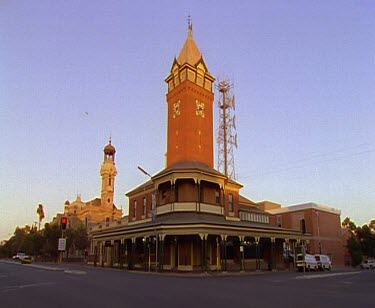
left=177, top=22, right=202, bottom=66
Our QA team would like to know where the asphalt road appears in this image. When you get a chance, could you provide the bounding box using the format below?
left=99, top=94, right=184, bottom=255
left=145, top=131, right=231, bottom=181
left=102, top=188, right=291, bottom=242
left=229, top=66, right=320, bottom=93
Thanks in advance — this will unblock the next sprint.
left=0, top=261, right=374, bottom=308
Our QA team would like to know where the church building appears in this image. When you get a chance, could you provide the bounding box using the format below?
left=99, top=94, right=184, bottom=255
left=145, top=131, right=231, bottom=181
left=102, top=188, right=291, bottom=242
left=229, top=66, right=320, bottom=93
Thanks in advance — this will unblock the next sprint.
left=88, top=22, right=313, bottom=272
left=56, top=138, right=122, bottom=229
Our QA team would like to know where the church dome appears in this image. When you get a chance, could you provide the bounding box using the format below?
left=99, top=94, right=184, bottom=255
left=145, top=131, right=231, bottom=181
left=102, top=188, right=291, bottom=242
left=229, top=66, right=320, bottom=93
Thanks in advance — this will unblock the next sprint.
left=104, top=138, right=116, bottom=155
left=64, top=200, right=70, bottom=205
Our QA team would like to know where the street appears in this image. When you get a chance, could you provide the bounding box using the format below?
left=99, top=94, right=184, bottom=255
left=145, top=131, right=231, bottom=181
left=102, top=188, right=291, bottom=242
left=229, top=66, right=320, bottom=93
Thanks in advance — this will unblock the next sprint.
left=1, top=261, right=374, bottom=308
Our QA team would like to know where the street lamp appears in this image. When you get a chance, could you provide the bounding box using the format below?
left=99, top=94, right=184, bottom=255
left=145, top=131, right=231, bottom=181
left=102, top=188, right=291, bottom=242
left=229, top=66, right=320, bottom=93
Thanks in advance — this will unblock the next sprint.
left=137, top=165, right=152, bottom=178
left=137, top=165, right=158, bottom=272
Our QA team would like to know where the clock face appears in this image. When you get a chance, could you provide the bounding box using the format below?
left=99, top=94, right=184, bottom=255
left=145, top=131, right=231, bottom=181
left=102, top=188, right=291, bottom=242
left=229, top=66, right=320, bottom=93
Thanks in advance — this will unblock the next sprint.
left=196, top=100, right=204, bottom=118
left=173, top=101, right=180, bottom=118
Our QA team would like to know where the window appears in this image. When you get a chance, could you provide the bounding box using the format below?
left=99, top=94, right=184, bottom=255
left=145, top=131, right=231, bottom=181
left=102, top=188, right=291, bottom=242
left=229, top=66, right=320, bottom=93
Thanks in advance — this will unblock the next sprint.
left=133, top=200, right=137, bottom=218
left=143, top=197, right=147, bottom=216
left=108, top=176, right=111, bottom=186
left=215, top=190, right=220, bottom=204
left=228, top=194, right=233, bottom=212
left=277, top=215, right=282, bottom=227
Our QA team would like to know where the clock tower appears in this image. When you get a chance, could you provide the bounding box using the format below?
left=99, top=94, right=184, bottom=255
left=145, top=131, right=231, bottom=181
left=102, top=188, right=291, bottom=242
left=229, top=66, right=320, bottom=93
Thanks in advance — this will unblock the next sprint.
left=165, top=21, right=215, bottom=168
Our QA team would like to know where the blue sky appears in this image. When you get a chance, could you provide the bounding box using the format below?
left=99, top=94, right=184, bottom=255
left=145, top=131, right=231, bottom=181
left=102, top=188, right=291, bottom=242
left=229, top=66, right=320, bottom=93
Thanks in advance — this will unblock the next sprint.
left=1, top=1, right=374, bottom=241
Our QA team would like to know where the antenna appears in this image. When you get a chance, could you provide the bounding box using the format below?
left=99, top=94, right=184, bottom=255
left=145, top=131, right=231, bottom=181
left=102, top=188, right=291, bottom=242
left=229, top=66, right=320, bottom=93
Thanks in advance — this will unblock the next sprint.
left=216, top=79, right=237, bottom=180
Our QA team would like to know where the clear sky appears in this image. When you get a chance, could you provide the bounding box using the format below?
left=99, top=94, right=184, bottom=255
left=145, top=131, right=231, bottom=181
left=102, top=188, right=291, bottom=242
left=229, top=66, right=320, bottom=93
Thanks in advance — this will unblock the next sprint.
left=1, top=1, right=374, bottom=241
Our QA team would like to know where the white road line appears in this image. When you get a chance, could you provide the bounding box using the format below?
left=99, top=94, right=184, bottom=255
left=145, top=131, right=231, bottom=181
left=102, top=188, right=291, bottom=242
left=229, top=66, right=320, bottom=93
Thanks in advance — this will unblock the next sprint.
left=64, top=270, right=86, bottom=275
left=296, top=272, right=361, bottom=280
left=0, top=282, right=56, bottom=293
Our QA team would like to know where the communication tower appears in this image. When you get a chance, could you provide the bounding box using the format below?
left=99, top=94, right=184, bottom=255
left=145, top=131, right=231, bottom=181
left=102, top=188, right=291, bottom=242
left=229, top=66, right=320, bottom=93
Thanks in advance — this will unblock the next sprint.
left=216, top=80, right=237, bottom=179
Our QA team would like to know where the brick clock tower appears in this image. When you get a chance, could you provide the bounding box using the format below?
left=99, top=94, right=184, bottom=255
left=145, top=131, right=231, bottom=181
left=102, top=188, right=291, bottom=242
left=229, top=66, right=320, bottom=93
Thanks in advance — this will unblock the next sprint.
left=165, top=21, right=215, bottom=168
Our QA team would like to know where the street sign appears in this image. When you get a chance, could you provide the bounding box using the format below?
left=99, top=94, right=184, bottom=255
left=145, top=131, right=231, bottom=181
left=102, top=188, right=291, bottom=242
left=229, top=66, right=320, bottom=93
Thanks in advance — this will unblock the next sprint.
left=58, top=238, right=66, bottom=251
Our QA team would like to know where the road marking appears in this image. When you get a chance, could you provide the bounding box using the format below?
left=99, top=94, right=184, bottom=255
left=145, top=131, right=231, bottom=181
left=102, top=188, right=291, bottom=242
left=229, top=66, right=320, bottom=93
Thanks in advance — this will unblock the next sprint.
left=0, top=282, right=56, bottom=293
left=296, top=272, right=360, bottom=280
left=64, top=270, right=87, bottom=275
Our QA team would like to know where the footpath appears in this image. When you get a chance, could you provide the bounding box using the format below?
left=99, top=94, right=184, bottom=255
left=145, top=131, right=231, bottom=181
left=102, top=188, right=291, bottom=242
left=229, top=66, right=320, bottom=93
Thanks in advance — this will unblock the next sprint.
left=0, top=259, right=359, bottom=278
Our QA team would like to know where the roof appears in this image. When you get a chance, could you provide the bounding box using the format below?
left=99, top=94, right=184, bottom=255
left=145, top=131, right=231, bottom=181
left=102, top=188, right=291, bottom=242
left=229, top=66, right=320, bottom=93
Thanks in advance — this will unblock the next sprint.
left=126, top=161, right=243, bottom=196
left=239, top=195, right=259, bottom=207
left=155, top=160, right=224, bottom=178
left=91, top=212, right=303, bottom=238
left=268, top=202, right=341, bottom=216
left=177, top=25, right=202, bottom=66
left=125, top=179, right=154, bottom=196
left=103, top=138, right=116, bottom=154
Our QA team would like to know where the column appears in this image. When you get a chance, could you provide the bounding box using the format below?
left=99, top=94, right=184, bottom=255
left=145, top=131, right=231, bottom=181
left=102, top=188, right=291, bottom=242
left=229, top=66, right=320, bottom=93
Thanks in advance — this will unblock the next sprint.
left=101, top=242, right=105, bottom=267
left=119, top=239, right=124, bottom=269
left=130, top=237, right=136, bottom=270
left=159, top=234, right=166, bottom=272
left=284, top=238, right=290, bottom=270
left=109, top=240, right=114, bottom=268
left=93, top=243, right=98, bottom=267
left=216, top=237, right=220, bottom=272
left=143, top=237, right=148, bottom=271
left=240, top=236, right=245, bottom=272
left=221, top=188, right=225, bottom=215
left=255, top=237, right=260, bottom=271
left=199, top=233, right=207, bottom=272
left=197, top=180, right=201, bottom=212
left=221, top=235, right=227, bottom=271
left=271, top=237, right=276, bottom=271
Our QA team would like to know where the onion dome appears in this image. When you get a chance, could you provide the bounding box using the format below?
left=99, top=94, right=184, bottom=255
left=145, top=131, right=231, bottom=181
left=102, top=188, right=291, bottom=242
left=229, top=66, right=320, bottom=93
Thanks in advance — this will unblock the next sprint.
left=104, top=137, right=116, bottom=155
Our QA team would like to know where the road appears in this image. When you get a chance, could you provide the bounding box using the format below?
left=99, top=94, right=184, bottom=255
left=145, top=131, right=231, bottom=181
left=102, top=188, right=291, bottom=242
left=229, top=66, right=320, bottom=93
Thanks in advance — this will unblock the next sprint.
left=0, top=261, right=374, bottom=308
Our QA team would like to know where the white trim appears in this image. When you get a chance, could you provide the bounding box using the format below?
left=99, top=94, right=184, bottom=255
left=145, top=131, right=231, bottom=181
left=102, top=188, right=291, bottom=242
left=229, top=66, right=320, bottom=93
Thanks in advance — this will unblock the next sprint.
left=174, top=202, right=196, bottom=212
left=200, top=203, right=222, bottom=215
left=225, top=216, right=240, bottom=222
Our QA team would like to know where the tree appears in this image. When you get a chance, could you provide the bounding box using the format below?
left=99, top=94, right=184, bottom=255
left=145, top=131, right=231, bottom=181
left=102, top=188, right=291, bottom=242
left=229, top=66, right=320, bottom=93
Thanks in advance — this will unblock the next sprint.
left=42, top=223, right=61, bottom=261
left=369, top=219, right=375, bottom=232
left=347, top=235, right=362, bottom=267
left=342, top=217, right=357, bottom=231
left=64, top=224, right=89, bottom=260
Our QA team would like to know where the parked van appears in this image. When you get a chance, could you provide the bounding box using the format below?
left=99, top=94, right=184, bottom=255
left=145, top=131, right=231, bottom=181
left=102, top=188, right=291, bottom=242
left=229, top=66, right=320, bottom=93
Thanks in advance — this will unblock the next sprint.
left=296, top=253, right=318, bottom=271
left=314, top=254, right=332, bottom=271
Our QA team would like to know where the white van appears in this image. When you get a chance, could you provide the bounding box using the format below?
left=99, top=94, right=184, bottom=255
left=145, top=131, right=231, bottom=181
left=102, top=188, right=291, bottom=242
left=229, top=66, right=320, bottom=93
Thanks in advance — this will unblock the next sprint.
left=296, top=253, right=318, bottom=271
left=314, top=254, right=332, bottom=271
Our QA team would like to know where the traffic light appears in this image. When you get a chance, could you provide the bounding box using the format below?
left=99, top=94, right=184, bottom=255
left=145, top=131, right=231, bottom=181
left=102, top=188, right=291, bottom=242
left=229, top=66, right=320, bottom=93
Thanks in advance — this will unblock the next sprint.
left=61, top=217, right=68, bottom=230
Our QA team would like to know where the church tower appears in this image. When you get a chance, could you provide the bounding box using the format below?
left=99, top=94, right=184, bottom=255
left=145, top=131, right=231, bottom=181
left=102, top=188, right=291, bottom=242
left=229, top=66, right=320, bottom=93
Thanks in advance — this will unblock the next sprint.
left=100, top=138, right=117, bottom=208
left=165, top=20, right=215, bottom=168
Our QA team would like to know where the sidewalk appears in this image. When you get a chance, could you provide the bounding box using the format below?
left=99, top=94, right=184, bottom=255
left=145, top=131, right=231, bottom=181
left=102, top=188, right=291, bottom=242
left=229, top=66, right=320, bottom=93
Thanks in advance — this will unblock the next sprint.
left=1, top=259, right=358, bottom=277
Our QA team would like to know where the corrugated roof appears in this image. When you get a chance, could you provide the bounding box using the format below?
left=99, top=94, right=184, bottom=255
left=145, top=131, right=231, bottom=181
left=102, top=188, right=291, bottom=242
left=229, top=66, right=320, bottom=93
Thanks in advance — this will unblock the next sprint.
left=154, top=160, right=225, bottom=178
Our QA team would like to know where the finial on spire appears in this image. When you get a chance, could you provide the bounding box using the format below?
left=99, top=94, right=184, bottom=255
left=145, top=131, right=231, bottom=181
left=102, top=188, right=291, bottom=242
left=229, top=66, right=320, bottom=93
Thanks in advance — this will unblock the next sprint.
left=109, top=135, right=112, bottom=145
left=188, top=14, right=192, bottom=33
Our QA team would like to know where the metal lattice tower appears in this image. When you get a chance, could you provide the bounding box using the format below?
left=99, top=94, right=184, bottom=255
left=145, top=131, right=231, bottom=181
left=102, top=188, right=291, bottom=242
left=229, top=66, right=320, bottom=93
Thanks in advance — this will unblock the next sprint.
left=216, top=80, right=237, bottom=180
